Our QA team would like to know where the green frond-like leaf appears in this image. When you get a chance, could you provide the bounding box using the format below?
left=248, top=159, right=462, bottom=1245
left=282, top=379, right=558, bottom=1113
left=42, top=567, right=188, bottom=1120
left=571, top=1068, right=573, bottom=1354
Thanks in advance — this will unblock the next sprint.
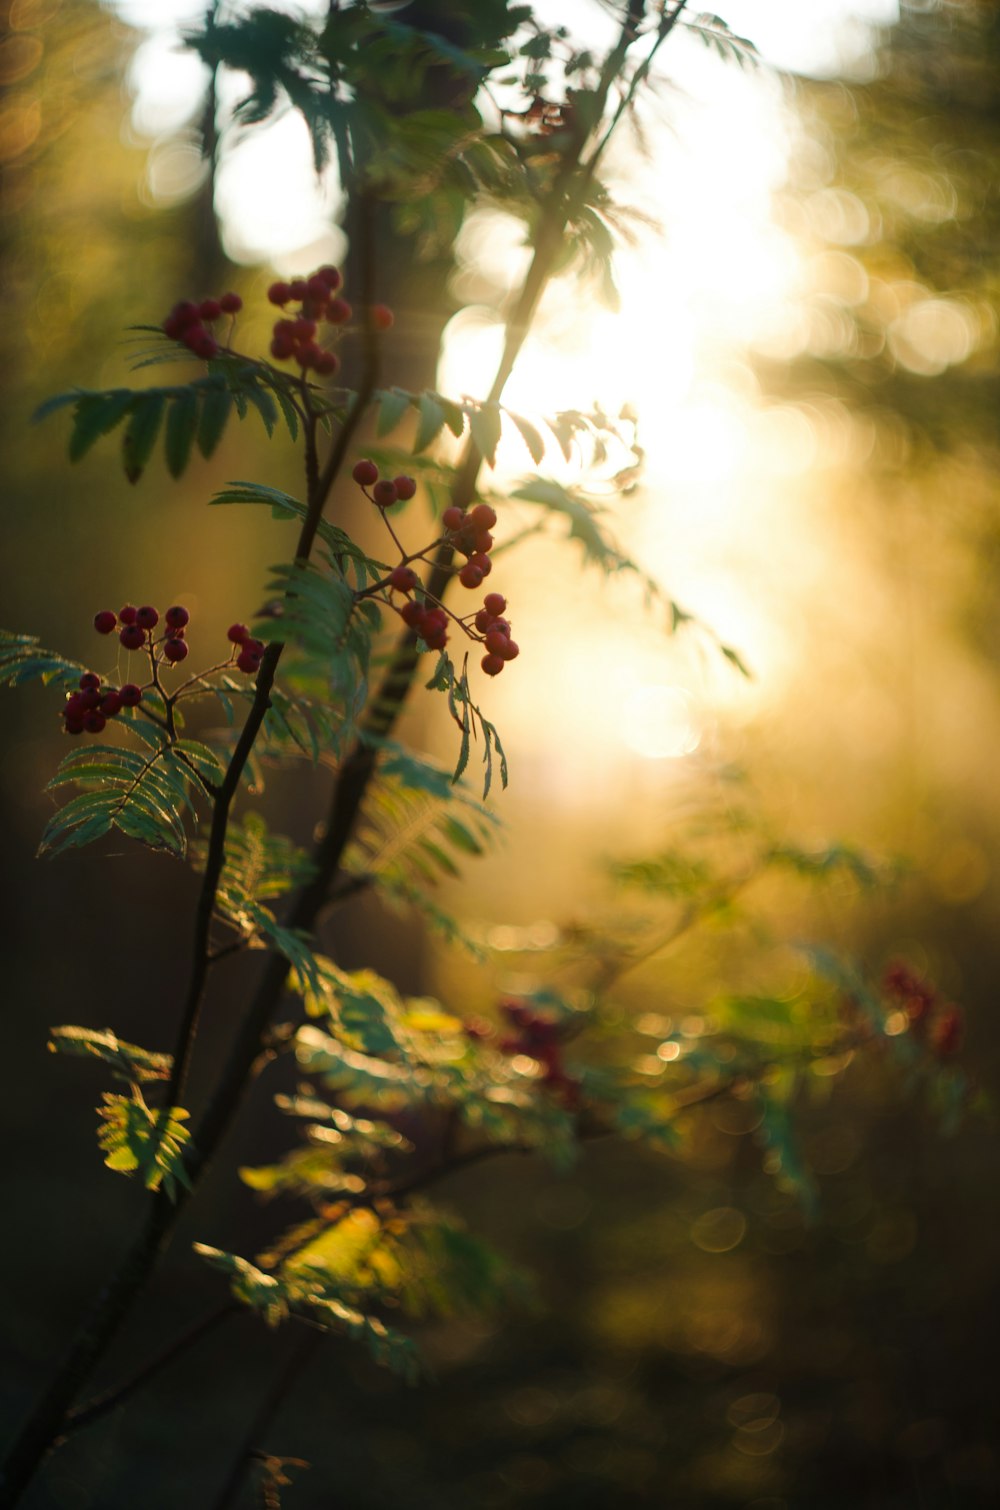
left=425, top=653, right=508, bottom=796
left=193, top=1244, right=289, bottom=1326
left=97, top=1092, right=191, bottom=1199
left=40, top=739, right=214, bottom=858
left=48, top=1025, right=172, bottom=1083
left=0, top=630, right=86, bottom=691
left=210, top=482, right=388, bottom=587
left=469, top=403, right=503, bottom=468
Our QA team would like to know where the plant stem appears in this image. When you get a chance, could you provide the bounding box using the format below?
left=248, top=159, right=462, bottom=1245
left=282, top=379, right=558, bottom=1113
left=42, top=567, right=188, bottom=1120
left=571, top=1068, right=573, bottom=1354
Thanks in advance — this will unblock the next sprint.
left=63, top=1304, right=238, bottom=1437
left=209, top=1329, right=323, bottom=1510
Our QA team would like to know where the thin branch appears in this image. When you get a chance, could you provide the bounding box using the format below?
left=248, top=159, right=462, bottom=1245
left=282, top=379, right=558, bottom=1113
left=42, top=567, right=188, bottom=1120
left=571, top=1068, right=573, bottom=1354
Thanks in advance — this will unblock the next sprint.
left=62, top=1304, right=238, bottom=1437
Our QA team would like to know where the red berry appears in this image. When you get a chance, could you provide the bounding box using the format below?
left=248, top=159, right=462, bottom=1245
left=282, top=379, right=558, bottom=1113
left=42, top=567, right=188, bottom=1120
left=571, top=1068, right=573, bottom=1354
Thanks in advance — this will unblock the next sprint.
left=219, top=291, right=242, bottom=313
left=245, top=638, right=265, bottom=656
left=484, top=593, right=507, bottom=616
left=94, top=610, right=117, bottom=635
left=172, top=300, right=200, bottom=329
left=481, top=653, right=504, bottom=676
left=292, top=317, right=316, bottom=340
left=474, top=531, right=494, bottom=554
left=64, top=715, right=85, bottom=735
left=393, top=475, right=417, bottom=501
left=268, top=281, right=291, bottom=306
left=314, top=349, right=339, bottom=376
left=500, top=638, right=519, bottom=661
left=119, top=684, right=142, bottom=707
left=424, top=627, right=448, bottom=650
left=119, top=624, right=145, bottom=651
left=459, top=563, right=484, bottom=589
left=484, top=627, right=510, bottom=655
left=270, top=335, right=294, bottom=361
left=442, top=506, right=465, bottom=531
left=162, top=638, right=188, bottom=663
left=352, top=459, right=379, bottom=487
left=100, top=690, right=123, bottom=717
left=165, top=605, right=189, bottom=629
left=83, top=711, right=107, bottom=734
left=79, top=672, right=101, bottom=691
left=306, top=273, right=329, bottom=302
left=423, top=608, right=448, bottom=631
left=468, top=552, right=492, bottom=578
left=64, top=692, right=85, bottom=715
left=162, top=315, right=181, bottom=340
left=119, top=605, right=138, bottom=625
left=166, top=626, right=186, bottom=642
left=289, top=278, right=308, bottom=301
left=474, top=609, right=493, bottom=633
left=470, top=503, right=497, bottom=530
left=400, top=600, right=424, bottom=628
left=79, top=688, right=102, bottom=710
left=389, top=565, right=418, bottom=593
left=317, top=265, right=341, bottom=289
left=326, top=297, right=352, bottom=325
left=191, top=331, right=219, bottom=360
left=227, top=622, right=250, bottom=644
left=237, top=647, right=262, bottom=674
left=372, top=480, right=398, bottom=508
left=371, top=304, right=394, bottom=331
left=199, top=298, right=222, bottom=321
left=136, top=605, right=159, bottom=630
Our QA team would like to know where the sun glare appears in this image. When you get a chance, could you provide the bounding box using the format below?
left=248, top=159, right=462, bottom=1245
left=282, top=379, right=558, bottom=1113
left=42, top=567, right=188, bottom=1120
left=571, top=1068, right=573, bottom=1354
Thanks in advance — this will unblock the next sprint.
left=113, top=0, right=899, bottom=785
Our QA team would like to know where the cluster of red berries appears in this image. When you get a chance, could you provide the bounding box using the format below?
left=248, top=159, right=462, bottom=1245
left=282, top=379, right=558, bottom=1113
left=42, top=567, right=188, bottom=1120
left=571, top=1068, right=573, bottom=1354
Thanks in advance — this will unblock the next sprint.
left=398, top=599, right=449, bottom=651
left=473, top=593, right=518, bottom=677
left=497, top=1000, right=581, bottom=1108
left=63, top=671, right=142, bottom=736
left=161, top=293, right=243, bottom=359
left=227, top=622, right=267, bottom=675
left=267, top=267, right=393, bottom=374
left=442, top=502, right=497, bottom=591
left=882, top=961, right=964, bottom=1058
left=94, top=604, right=191, bottom=663
left=351, top=458, right=418, bottom=509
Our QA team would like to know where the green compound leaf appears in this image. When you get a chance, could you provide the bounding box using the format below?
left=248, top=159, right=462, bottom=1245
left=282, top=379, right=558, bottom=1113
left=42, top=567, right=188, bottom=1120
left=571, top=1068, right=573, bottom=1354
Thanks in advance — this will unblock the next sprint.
left=48, top=1025, right=172, bottom=1083
left=97, top=1092, right=192, bottom=1200
left=425, top=652, right=508, bottom=796
left=0, top=629, right=86, bottom=690
left=40, top=740, right=216, bottom=859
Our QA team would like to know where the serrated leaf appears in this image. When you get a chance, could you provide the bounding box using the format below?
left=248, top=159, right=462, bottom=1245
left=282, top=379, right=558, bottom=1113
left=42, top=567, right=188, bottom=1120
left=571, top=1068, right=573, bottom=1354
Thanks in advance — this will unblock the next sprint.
left=197, top=384, right=232, bottom=459
left=164, top=389, right=198, bottom=478
left=0, top=630, right=85, bottom=690
left=69, top=391, right=134, bottom=462
left=507, top=411, right=546, bottom=464
left=97, top=1092, right=191, bottom=1199
left=377, top=388, right=412, bottom=438
left=49, top=1025, right=172, bottom=1083
left=469, top=404, right=502, bottom=467
left=121, top=393, right=165, bottom=484
left=414, top=392, right=446, bottom=453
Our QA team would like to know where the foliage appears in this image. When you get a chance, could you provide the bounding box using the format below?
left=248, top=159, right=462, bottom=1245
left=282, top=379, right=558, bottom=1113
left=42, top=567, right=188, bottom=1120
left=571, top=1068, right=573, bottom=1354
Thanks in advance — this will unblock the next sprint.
left=0, top=3, right=975, bottom=1505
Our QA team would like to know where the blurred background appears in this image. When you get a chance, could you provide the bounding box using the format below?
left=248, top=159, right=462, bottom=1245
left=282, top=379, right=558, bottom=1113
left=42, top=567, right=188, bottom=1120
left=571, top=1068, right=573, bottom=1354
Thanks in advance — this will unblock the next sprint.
left=1, top=0, right=998, bottom=1505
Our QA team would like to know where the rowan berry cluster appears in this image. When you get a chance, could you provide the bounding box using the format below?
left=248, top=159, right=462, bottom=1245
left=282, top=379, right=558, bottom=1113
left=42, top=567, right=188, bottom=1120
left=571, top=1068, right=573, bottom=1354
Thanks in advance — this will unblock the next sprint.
left=161, top=292, right=243, bottom=359
left=62, top=671, right=142, bottom=736
left=442, top=501, right=497, bottom=590
left=474, top=592, right=519, bottom=676
left=498, top=999, right=581, bottom=1108
left=268, top=266, right=365, bottom=375
left=94, top=603, right=192, bottom=663
left=351, top=458, right=417, bottom=508
left=227, top=622, right=267, bottom=676
left=882, top=961, right=964, bottom=1058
